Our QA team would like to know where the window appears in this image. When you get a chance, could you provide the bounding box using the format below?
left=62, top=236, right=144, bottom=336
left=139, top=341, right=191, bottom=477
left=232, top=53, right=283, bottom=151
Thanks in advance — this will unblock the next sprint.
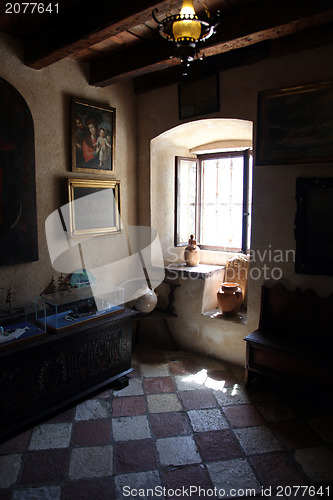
left=175, top=150, right=252, bottom=253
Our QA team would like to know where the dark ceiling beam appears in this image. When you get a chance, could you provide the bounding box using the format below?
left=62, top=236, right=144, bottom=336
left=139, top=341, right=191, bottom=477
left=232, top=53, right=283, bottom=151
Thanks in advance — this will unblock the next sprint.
left=133, top=21, right=333, bottom=94
left=89, top=0, right=333, bottom=86
left=23, top=0, right=182, bottom=69
left=133, top=41, right=270, bottom=94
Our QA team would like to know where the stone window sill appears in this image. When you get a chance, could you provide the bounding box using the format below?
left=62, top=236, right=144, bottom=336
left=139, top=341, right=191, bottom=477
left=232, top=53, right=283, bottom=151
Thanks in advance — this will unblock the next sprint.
left=165, top=263, right=247, bottom=324
left=165, top=263, right=224, bottom=280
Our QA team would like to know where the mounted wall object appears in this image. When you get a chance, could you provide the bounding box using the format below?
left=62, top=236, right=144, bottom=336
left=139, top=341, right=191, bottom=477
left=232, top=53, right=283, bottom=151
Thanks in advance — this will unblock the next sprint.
left=67, top=178, right=121, bottom=237
left=71, top=98, right=116, bottom=174
left=152, top=0, right=220, bottom=73
left=295, top=177, right=333, bottom=276
left=0, top=77, right=38, bottom=266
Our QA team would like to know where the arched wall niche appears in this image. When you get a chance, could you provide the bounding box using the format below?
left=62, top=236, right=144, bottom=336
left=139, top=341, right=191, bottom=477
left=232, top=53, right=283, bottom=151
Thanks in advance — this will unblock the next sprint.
left=150, top=118, right=253, bottom=265
left=0, top=77, right=38, bottom=267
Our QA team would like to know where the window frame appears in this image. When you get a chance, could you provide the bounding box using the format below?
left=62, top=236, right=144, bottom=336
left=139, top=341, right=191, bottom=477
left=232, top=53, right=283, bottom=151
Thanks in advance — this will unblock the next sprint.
left=174, top=150, right=252, bottom=253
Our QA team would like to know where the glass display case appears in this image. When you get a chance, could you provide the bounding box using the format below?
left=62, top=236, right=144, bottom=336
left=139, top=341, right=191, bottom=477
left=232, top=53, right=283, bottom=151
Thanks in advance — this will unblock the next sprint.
left=0, top=304, right=46, bottom=350
left=37, top=284, right=124, bottom=333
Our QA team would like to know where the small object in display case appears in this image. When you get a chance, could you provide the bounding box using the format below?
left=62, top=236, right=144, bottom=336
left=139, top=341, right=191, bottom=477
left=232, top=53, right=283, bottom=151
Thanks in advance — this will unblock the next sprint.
left=0, top=305, right=46, bottom=350
left=37, top=283, right=124, bottom=333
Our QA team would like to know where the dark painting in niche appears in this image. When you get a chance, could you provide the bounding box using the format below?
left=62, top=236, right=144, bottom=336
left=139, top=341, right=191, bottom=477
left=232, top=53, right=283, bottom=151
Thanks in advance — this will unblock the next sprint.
left=0, top=77, right=38, bottom=266
left=295, top=177, right=333, bottom=275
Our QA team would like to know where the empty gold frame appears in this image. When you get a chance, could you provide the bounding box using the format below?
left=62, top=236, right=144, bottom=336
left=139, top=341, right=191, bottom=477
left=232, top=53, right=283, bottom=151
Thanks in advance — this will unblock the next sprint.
left=68, top=178, right=121, bottom=237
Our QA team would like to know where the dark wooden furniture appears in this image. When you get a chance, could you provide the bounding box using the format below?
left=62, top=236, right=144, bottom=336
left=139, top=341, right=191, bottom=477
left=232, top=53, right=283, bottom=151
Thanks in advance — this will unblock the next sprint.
left=0, top=308, right=136, bottom=442
left=134, top=279, right=180, bottom=349
left=244, top=284, right=333, bottom=389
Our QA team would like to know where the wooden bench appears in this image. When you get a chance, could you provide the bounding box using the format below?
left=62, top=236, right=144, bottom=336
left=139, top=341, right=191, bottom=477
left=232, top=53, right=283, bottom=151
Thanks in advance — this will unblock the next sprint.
left=244, top=283, right=333, bottom=389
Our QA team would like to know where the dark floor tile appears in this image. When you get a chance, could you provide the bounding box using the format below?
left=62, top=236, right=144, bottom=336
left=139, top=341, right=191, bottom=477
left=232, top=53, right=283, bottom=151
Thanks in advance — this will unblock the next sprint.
left=114, top=439, right=158, bottom=474
left=149, top=412, right=191, bottom=438
left=224, top=404, right=266, bottom=427
left=194, top=430, right=244, bottom=461
left=144, top=377, right=175, bottom=394
left=179, top=390, right=217, bottom=410
left=112, top=396, right=146, bottom=417
left=251, top=452, right=308, bottom=488
left=61, top=477, right=115, bottom=500
left=73, top=420, right=112, bottom=446
left=0, top=429, right=31, bottom=455
left=161, top=464, right=213, bottom=499
left=270, top=421, right=322, bottom=449
left=18, top=449, right=70, bottom=485
left=135, top=348, right=166, bottom=364
left=0, top=491, right=11, bottom=500
left=129, top=363, right=141, bottom=378
left=45, top=407, right=75, bottom=423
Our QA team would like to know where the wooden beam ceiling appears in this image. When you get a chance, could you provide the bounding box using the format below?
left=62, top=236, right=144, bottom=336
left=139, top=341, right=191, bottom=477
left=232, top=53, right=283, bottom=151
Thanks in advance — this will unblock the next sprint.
left=0, top=0, right=331, bottom=91
left=88, top=0, right=333, bottom=87
left=23, top=0, right=183, bottom=69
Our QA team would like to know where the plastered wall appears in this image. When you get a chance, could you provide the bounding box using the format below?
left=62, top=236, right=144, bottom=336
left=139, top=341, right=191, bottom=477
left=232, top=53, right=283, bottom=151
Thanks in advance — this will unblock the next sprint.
left=136, top=43, right=333, bottom=365
left=0, top=34, right=138, bottom=307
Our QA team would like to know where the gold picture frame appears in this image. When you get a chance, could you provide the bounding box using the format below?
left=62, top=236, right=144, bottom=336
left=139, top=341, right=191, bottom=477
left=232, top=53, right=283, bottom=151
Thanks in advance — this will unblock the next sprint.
left=71, top=98, right=116, bottom=174
left=68, top=178, right=121, bottom=237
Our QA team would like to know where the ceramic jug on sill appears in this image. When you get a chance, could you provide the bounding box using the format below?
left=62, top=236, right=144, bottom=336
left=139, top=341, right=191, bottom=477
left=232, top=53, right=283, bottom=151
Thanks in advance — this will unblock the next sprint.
left=184, top=234, right=200, bottom=267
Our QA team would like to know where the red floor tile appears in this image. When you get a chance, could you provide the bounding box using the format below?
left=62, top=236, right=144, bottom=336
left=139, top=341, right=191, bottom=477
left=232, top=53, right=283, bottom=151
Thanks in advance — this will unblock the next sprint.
left=194, top=430, right=244, bottom=461
left=169, top=360, right=200, bottom=375
left=224, top=404, right=266, bottom=427
left=251, top=452, right=308, bottom=488
left=0, top=429, right=31, bottom=454
left=179, top=390, right=217, bottom=410
left=18, top=449, right=70, bottom=485
left=161, top=463, right=213, bottom=498
left=143, top=376, right=175, bottom=394
left=114, top=439, right=158, bottom=474
left=112, top=396, right=146, bottom=417
left=62, top=477, right=115, bottom=500
left=149, top=411, right=191, bottom=438
left=73, top=420, right=112, bottom=446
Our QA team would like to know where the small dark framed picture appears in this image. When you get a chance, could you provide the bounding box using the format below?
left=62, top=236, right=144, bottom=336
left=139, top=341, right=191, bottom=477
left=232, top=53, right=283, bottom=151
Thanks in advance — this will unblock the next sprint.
left=256, top=81, right=333, bottom=166
left=71, top=98, right=116, bottom=174
left=178, top=74, right=220, bottom=120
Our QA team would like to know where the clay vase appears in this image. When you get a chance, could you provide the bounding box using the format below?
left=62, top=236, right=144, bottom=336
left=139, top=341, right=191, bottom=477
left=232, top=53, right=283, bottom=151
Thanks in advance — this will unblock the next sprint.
left=133, top=284, right=158, bottom=314
left=184, top=234, right=200, bottom=267
left=217, top=282, right=243, bottom=316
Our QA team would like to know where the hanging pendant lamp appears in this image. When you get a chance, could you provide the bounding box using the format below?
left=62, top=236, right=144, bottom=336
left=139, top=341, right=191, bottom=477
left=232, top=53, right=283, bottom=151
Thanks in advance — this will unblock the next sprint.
left=152, top=0, right=220, bottom=71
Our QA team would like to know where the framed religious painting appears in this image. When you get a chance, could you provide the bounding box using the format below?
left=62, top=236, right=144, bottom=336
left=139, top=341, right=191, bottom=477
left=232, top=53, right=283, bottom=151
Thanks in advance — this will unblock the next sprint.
left=67, top=178, right=121, bottom=237
left=71, top=98, right=116, bottom=174
left=256, top=81, right=333, bottom=166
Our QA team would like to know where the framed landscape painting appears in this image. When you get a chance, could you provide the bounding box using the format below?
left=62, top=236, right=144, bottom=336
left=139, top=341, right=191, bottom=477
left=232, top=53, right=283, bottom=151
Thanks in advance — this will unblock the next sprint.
left=71, top=98, right=116, bottom=174
left=256, top=81, right=333, bottom=166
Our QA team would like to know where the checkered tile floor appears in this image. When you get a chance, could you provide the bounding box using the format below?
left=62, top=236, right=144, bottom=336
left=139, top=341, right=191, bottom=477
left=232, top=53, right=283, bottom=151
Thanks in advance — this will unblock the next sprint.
left=1, top=342, right=333, bottom=499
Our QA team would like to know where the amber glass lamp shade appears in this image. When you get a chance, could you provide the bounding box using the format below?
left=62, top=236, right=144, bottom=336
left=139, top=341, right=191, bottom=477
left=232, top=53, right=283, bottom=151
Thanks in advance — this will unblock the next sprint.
left=172, top=0, right=202, bottom=41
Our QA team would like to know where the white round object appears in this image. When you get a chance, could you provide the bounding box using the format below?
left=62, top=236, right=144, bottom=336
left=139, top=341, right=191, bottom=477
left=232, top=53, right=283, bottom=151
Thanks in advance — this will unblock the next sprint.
left=133, top=285, right=158, bottom=314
